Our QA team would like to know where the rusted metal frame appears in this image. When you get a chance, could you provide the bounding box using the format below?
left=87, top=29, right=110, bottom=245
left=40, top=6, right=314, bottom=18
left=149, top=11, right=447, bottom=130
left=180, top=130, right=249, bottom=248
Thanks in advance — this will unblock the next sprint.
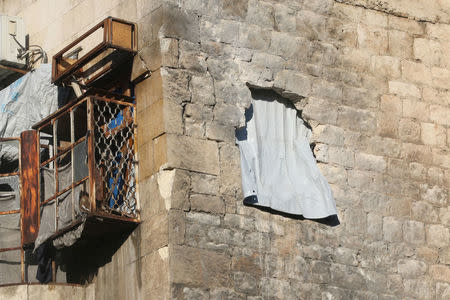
left=84, top=64, right=113, bottom=86
left=0, top=137, right=20, bottom=142
left=18, top=138, right=23, bottom=283
left=52, top=18, right=108, bottom=83
left=40, top=136, right=87, bottom=168
left=53, top=119, right=58, bottom=233
left=53, top=19, right=107, bottom=59
left=0, top=64, right=27, bottom=75
left=54, top=43, right=110, bottom=84
left=104, top=17, right=111, bottom=45
left=40, top=176, right=88, bottom=207
left=109, top=44, right=138, bottom=54
left=0, top=172, right=19, bottom=177
left=109, top=18, right=138, bottom=51
left=89, top=90, right=134, bottom=102
left=70, top=109, right=75, bottom=222
left=39, top=144, right=67, bottom=152
left=0, top=246, right=21, bottom=253
left=91, top=95, right=135, bottom=107
left=91, top=210, right=140, bottom=223
left=0, top=209, right=20, bottom=215
left=87, top=97, right=96, bottom=212
left=17, top=136, right=24, bottom=283
left=33, top=98, right=88, bottom=130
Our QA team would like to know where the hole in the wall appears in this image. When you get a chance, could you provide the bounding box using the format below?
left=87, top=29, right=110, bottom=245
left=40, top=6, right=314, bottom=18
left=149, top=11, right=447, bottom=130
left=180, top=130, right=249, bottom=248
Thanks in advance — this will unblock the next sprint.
left=236, top=87, right=339, bottom=226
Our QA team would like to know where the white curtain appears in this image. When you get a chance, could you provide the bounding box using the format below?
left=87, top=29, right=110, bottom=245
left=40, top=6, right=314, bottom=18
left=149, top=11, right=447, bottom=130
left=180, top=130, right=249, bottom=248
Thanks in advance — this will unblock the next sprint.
left=237, top=96, right=337, bottom=219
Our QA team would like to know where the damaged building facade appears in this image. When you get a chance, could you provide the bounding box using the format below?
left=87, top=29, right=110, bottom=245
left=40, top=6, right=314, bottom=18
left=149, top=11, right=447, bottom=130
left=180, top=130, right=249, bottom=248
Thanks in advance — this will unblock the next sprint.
left=0, top=0, right=449, bottom=299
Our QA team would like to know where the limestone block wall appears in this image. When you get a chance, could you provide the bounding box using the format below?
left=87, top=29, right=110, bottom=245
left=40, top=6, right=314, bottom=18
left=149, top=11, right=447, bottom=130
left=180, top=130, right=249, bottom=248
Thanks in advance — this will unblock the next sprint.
left=149, top=0, right=450, bottom=298
left=0, top=0, right=448, bottom=299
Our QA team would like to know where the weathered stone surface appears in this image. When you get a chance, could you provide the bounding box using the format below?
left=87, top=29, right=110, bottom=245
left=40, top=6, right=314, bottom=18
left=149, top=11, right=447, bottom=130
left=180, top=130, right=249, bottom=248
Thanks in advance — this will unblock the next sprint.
left=397, top=259, right=427, bottom=278
left=171, top=245, right=231, bottom=287
left=383, top=217, right=402, bottom=242
left=190, top=194, right=225, bottom=214
left=166, top=134, right=220, bottom=175
left=6, top=1, right=450, bottom=299
left=403, top=220, right=425, bottom=245
left=426, top=224, right=449, bottom=248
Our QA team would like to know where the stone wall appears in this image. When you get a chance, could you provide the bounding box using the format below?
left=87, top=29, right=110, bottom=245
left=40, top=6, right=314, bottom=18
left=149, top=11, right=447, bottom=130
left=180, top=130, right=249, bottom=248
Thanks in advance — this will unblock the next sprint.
left=149, top=0, right=450, bottom=298
left=0, top=0, right=449, bottom=299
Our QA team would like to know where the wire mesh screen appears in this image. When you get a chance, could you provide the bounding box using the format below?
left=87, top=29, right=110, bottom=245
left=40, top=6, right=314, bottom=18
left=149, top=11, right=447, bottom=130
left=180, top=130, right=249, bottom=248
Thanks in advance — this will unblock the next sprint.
left=93, top=98, right=137, bottom=218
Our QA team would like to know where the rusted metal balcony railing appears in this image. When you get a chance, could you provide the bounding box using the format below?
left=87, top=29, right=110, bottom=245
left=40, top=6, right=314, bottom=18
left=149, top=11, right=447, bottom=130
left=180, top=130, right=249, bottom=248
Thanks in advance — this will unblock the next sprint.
left=0, top=137, right=24, bottom=285
left=32, top=91, right=139, bottom=246
left=52, top=17, right=137, bottom=87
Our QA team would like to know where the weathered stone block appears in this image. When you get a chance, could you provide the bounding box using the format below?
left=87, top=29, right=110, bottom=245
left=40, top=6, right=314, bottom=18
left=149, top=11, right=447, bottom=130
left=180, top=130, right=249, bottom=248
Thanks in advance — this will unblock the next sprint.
left=190, top=75, right=215, bottom=106
left=179, top=40, right=207, bottom=72
left=296, top=10, right=327, bottom=40
left=397, top=259, right=427, bottom=278
left=398, top=118, right=421, bottom=143
left=430, top=104, right=450, bottom=126
left=429, top=265, right=450, bottom=283
left=205, top=122, right=235, bottom=142
left=355, top=153, right=386, bottom=173
left=357, top=24, right=388, bottom=55
left=413, top=38, right=441, bottom=66
left=191, top=172, right=219, bottom=195
left=388, top=15, right=424, bottom=34
left=403, top=220, right=425, bottom=245
left=138, top=141, right=155, bottom=180
left=246, top=0, right=274, bottom=28
left=412, top=201, right=439, bottom=223
left=140, top=212, right=168, bottom=256
left=154, top=133, right=168, bottom=171
left=328, top=146, right=355, bottom=168
left=367, top=213, right=382, bottom=240
left=219, top=0, right=248, bottom=20
left=404, top=279, right=435, bottom=300
left=171, top=245, right=231, bottom=287
left=380, top=94, right=402, bottom=115
left=383, top=217, right=402, bottom=242
left=377, top=112, right=399, bottom=138
left=165, top=134, right=219, bottom=175
left=388, top=81, right=420, bottom=98
left=426, top=224, right=449, bottom=247
left=302, top=98, right=338, bottom=125
left=238, top=23, right=271, bottom=51
left=186, top=211, right=221, bottom=226
left=136, top=69, right=163, bottom=112
left=421, top=122, right=446, bottom=146
left=370, top=56, right=401, bottom=78
left=219, top=143, right=242, bottom=195
left=160, top=37, right=179, bottom=68
left=141, top=247, right=169, bottom=298
left=160, top=4, right=199, bottom=42
left=168, top=209, right=186, bottom=245
left=274, top=4, right=296, bottom=32
left=274, top=70, right=312, bottom=99
left=161, top=68, right=191, bottom=104
left=388, top=29, right=413, bottom=59
left=432, top=67, right=450, bottom=89
left=190, top=194, right=225, bottom=214
left=401, top=60, right=432, bottom=85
